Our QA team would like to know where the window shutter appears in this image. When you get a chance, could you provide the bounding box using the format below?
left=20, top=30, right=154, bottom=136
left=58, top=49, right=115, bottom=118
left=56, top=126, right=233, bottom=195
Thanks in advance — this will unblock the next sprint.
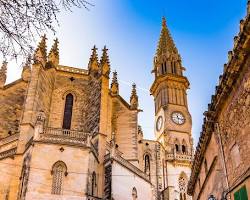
left=240, top=186, right=248, bottom=200
left=234, top=186, right=248, bottom=200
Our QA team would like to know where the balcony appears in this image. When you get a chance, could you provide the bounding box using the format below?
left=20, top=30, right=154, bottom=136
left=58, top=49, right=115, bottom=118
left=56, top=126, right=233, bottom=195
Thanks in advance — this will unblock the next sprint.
left=166, top=152, right=193, bottom=165
left=0, top=147, right=17, bottom=160
left=0, top=133, right=19, bottom=158
left=0, top=133, right=19, bottom=146
left=38, top=127, right=90, bottom=147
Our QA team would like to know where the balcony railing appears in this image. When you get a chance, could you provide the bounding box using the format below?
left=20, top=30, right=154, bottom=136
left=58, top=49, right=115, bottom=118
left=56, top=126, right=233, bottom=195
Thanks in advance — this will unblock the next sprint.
left=44, top=127, right=88, bottom=139
left=0, top=133, right=19, bottom=146
left=39, top=127, right=89, bottom=146
left=0, top=147, right=17, bottom=160
left=166, top=152, right=192, bottom=162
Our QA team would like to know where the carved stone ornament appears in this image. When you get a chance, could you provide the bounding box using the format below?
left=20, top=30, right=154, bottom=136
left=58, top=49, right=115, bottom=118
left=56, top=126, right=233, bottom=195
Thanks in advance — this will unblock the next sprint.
left=36, top=111, right=46, bottom=123
left=244, top=78, right=250, bottom=92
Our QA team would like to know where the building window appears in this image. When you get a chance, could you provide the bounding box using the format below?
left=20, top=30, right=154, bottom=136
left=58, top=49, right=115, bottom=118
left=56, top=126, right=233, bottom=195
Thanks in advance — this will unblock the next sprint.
left=144, top=154, right=151, bottom=177
left=51, top=161, right=67, bottom=195
left=132, top=187, right=137, bottom=200
left=179, top=172, right=188, bottom=200
left=62, top=93, right=74, bottom=129
left=164, top=62, right=167, bottom=74
left=182, top=145, right=186, bottom=154
left=91, top=171, right=97, bottom=196
left=175, top=144, right=179, bottom=152
left=234, top=185, right=248, bottom=200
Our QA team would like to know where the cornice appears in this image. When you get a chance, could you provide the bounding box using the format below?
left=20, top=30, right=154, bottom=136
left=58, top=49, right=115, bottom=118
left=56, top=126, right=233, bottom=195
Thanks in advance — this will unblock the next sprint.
left=150, top=73, right=190, bottom=95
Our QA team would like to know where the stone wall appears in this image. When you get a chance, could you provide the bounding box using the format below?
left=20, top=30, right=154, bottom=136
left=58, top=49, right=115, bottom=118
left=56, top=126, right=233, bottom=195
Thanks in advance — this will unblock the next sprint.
left=48, top=72, right=88, bottom=131
left=192, top=133, right=227, bottom=200
left=111, top=160, right=153, bottom=200
left=0, top=81, right=28, bottom=138
left=25, top=143, right=97, bottom=199
left=112, top=97, right=138, bottom=161
left=218, top=55, right=250, bottom=197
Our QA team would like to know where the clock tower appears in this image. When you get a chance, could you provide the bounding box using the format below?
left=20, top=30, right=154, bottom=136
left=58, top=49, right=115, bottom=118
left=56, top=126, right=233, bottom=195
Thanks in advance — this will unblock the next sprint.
left=150, top=17, right=193, bottom=199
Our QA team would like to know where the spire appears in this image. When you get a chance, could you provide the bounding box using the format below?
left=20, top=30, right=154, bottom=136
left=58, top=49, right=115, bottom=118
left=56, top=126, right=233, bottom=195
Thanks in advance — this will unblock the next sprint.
left=100, top=45, right=110, bottom=77
left=34, top=34, right=47, bottom=65
left=48, top=38, right=59, bottom=66
left=156, top=17, right=178, bottom=58
left=130, top=83, right=138, bottom=109
left=0, top=61, right=7, bottom=88
left=88, top=45, right=99, bottom=72
left=110, top=71, right=119, bottom=95
left=153, top=17, right=183, bottom=76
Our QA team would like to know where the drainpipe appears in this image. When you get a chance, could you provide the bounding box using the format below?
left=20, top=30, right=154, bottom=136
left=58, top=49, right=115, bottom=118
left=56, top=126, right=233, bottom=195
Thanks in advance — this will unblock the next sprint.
left=215, top=123, right=230, bottom=199
left=155, top=143, right=159, bottom=199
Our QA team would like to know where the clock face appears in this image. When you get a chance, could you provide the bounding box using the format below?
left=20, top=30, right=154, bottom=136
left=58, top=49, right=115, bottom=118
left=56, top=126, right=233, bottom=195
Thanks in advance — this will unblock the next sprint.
left=156, top=116, right=163, bottom=131
left=171, top=112, right=185, bottom=125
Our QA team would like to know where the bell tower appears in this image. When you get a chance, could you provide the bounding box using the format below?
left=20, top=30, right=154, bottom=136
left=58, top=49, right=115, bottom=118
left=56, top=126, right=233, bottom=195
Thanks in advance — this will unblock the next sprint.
left=150, top=17, right=193, bottom=199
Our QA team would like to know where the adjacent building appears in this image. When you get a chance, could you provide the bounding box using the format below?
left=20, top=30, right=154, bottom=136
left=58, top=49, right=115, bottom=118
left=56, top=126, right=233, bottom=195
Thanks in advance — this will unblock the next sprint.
left=187, top=3, right=250, bottom=200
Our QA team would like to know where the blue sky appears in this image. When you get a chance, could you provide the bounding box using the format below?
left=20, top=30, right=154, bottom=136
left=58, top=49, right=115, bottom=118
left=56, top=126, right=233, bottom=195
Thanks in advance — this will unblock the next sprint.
left=6, top=0, right=248, bottom=145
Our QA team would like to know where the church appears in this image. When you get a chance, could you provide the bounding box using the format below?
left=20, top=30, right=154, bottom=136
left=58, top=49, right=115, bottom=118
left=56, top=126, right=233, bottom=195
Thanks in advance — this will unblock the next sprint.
left=0, top=18, right=193, bottom=200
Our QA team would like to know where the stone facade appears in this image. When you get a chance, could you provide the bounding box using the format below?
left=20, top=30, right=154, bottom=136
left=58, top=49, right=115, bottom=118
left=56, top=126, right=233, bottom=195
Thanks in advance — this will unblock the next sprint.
left=187, top=2, right=250, bottom=200
left=0, top=18, right=194, bottom=200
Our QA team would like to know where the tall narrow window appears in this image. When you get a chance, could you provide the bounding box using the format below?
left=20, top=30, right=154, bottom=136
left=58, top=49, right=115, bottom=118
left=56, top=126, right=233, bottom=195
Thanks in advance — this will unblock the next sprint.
left=164, top=62, right=167, bottom=73
left=62, top=93, right=74, bottom=129
left=182, top=145, right=186, bottom=154
left=179, top=172, right=188, bottom=200
left=91, top=172, right=97, bottom=196
left=175, top=144, right=179, bottom=152
left=144, top=154, right=150, bottom=177
left=51, top=161, right=67, bottom=195
left=161, top=64, right=164, bottom=75
left=132, top=187, right=137, bottom=200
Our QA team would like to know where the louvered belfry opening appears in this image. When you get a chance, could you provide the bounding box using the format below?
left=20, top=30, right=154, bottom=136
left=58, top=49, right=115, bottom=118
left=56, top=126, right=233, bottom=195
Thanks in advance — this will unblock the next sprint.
left=62, top=93, right=74, bottom=130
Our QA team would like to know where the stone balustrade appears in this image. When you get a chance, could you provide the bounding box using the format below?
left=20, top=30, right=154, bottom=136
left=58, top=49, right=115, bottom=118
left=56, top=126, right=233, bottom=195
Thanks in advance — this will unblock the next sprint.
left=166, top=152, right=193, bottom=162
left=56, top=65, right=88, bottom=75
left=0, top=133, right=19, bottom=146
left=0, top=147, right=17, bottom=160
left=38, top=127, right=90, bottom=146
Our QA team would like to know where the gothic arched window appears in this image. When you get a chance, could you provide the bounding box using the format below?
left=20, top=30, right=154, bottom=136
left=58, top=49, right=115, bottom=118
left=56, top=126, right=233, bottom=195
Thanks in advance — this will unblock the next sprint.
left=175, top=144, right=179, bottom=152
left=144, top=154, right=150, bottom=177
left=51, top=161, right=67, bottom=195
left=91, top=171, right=97, bottom=196
left=179, top=172, right=188, bottom=200
left=62, top=93, right=74, bottom=130
left=132, top=187, right=137, bottom=200
left=164, top=62, right=167, bottom=74
left=182, top=145, right=186, bottom=154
